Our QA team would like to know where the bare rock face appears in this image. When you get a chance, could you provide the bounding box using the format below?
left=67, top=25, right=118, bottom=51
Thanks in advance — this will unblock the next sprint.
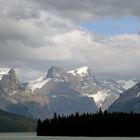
left=0, top=68, right=20, bottom=93
left=46, top=66, right=100, bottom=95
left=0, top=68, right=50, bottom=119
left=47, top=66, right=67, bottom=78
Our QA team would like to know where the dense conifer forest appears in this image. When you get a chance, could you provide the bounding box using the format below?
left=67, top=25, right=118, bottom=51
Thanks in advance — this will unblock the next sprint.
left=37, top=110, right=140, bottom=136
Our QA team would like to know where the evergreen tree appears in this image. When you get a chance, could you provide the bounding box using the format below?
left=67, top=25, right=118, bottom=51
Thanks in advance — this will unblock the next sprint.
left=37, top=111, right=140, bottom=136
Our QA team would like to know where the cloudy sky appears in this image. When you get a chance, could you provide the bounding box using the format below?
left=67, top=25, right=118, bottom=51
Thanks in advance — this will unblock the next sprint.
left=0, top=0, right=140, bottom=81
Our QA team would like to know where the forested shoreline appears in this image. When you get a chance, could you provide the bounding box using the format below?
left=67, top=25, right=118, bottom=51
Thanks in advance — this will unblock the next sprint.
left=37, top=110, right=140, bottom=136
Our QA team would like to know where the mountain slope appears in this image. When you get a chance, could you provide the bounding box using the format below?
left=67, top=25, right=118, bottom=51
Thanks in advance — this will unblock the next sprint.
left=108, top=82, right=140, bottom=113
left=98, top=79, right=138, bottom=110
left=117, top=79, right=138, bottom=90
left=0, top=109, right=36, bottom=132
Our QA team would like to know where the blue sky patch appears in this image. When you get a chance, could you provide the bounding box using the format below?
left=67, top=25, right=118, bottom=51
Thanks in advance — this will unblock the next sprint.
left=80, top=16, right=140, bottom=35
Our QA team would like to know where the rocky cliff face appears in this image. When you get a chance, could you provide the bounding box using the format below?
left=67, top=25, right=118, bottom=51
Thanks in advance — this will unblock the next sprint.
left=0, top=68, right=20, bottom=93
left=0, top=68, right=50, bottom=119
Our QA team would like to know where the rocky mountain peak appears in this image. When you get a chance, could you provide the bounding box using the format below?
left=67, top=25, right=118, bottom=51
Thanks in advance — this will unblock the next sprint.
left=0, top=68, right=20, bottom=92
left=8, top=68, right=16, bottom=75
left=7, top=68, right=19, bottom=83
left=46, top=66, right=66, bottom=78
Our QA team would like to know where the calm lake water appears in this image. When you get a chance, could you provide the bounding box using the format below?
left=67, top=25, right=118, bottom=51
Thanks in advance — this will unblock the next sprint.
left=0, top=133, right=139, bottom=140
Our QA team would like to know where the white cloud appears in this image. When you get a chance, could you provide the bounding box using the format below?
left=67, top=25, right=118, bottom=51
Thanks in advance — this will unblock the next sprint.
left=0, top=0, right=140, bottom=80
left=51, top=30, right=140, bottom=74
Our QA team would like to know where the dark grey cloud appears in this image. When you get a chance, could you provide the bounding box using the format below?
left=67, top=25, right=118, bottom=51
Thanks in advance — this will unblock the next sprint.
left=1, top=0, right=140, bottom=21
left=4, top=0, right=139, bottom=21
left=0, top=0, right=39, bottom=20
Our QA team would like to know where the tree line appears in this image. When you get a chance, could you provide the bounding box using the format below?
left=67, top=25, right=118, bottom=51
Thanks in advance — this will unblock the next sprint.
left=37, top=110, right=140, bottom=136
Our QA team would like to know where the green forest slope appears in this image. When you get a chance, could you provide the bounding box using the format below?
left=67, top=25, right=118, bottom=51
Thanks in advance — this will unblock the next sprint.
left=0, top=109, right=36, bottom=132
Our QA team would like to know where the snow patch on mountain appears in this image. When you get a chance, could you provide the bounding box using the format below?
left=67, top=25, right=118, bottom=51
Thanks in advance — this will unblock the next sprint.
left=89, top=90, right=109, bottom=108
left=101, top=80, right=124, bottom=94
left=68, top=66, right=89, bottom=77
left=86, top=89, right=119, bottom=110
left=117, top=79, right=137, bottom=90
left=28, top=76, right=51, bottom=91
left=93, top=90, right=109, bottom=103
left=0, top=68, right=10, bottom=80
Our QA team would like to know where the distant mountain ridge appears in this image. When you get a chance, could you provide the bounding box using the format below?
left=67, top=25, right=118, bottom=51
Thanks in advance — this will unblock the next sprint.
left=0, top=66, right=138, bottom=119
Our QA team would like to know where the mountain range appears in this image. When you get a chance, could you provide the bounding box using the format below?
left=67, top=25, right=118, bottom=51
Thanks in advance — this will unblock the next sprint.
left=0, top=66, right=138, bottom=119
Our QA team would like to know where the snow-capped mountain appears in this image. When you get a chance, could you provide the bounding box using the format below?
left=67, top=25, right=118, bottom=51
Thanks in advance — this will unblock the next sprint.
left=34, top=66, right=99, bottom=115
left=27, top=66, right=139, bottom=111
left=28, top=66, right=100, bottom=96
left=0, top=67, right=99, bottom=119
left=27, top=76, right=51, bottom=91
left=0, top=66, right=138, bottom=119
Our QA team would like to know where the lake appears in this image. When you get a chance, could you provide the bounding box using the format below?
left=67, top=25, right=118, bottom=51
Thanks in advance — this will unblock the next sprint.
left=0, top=133, right=139, bottom=140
